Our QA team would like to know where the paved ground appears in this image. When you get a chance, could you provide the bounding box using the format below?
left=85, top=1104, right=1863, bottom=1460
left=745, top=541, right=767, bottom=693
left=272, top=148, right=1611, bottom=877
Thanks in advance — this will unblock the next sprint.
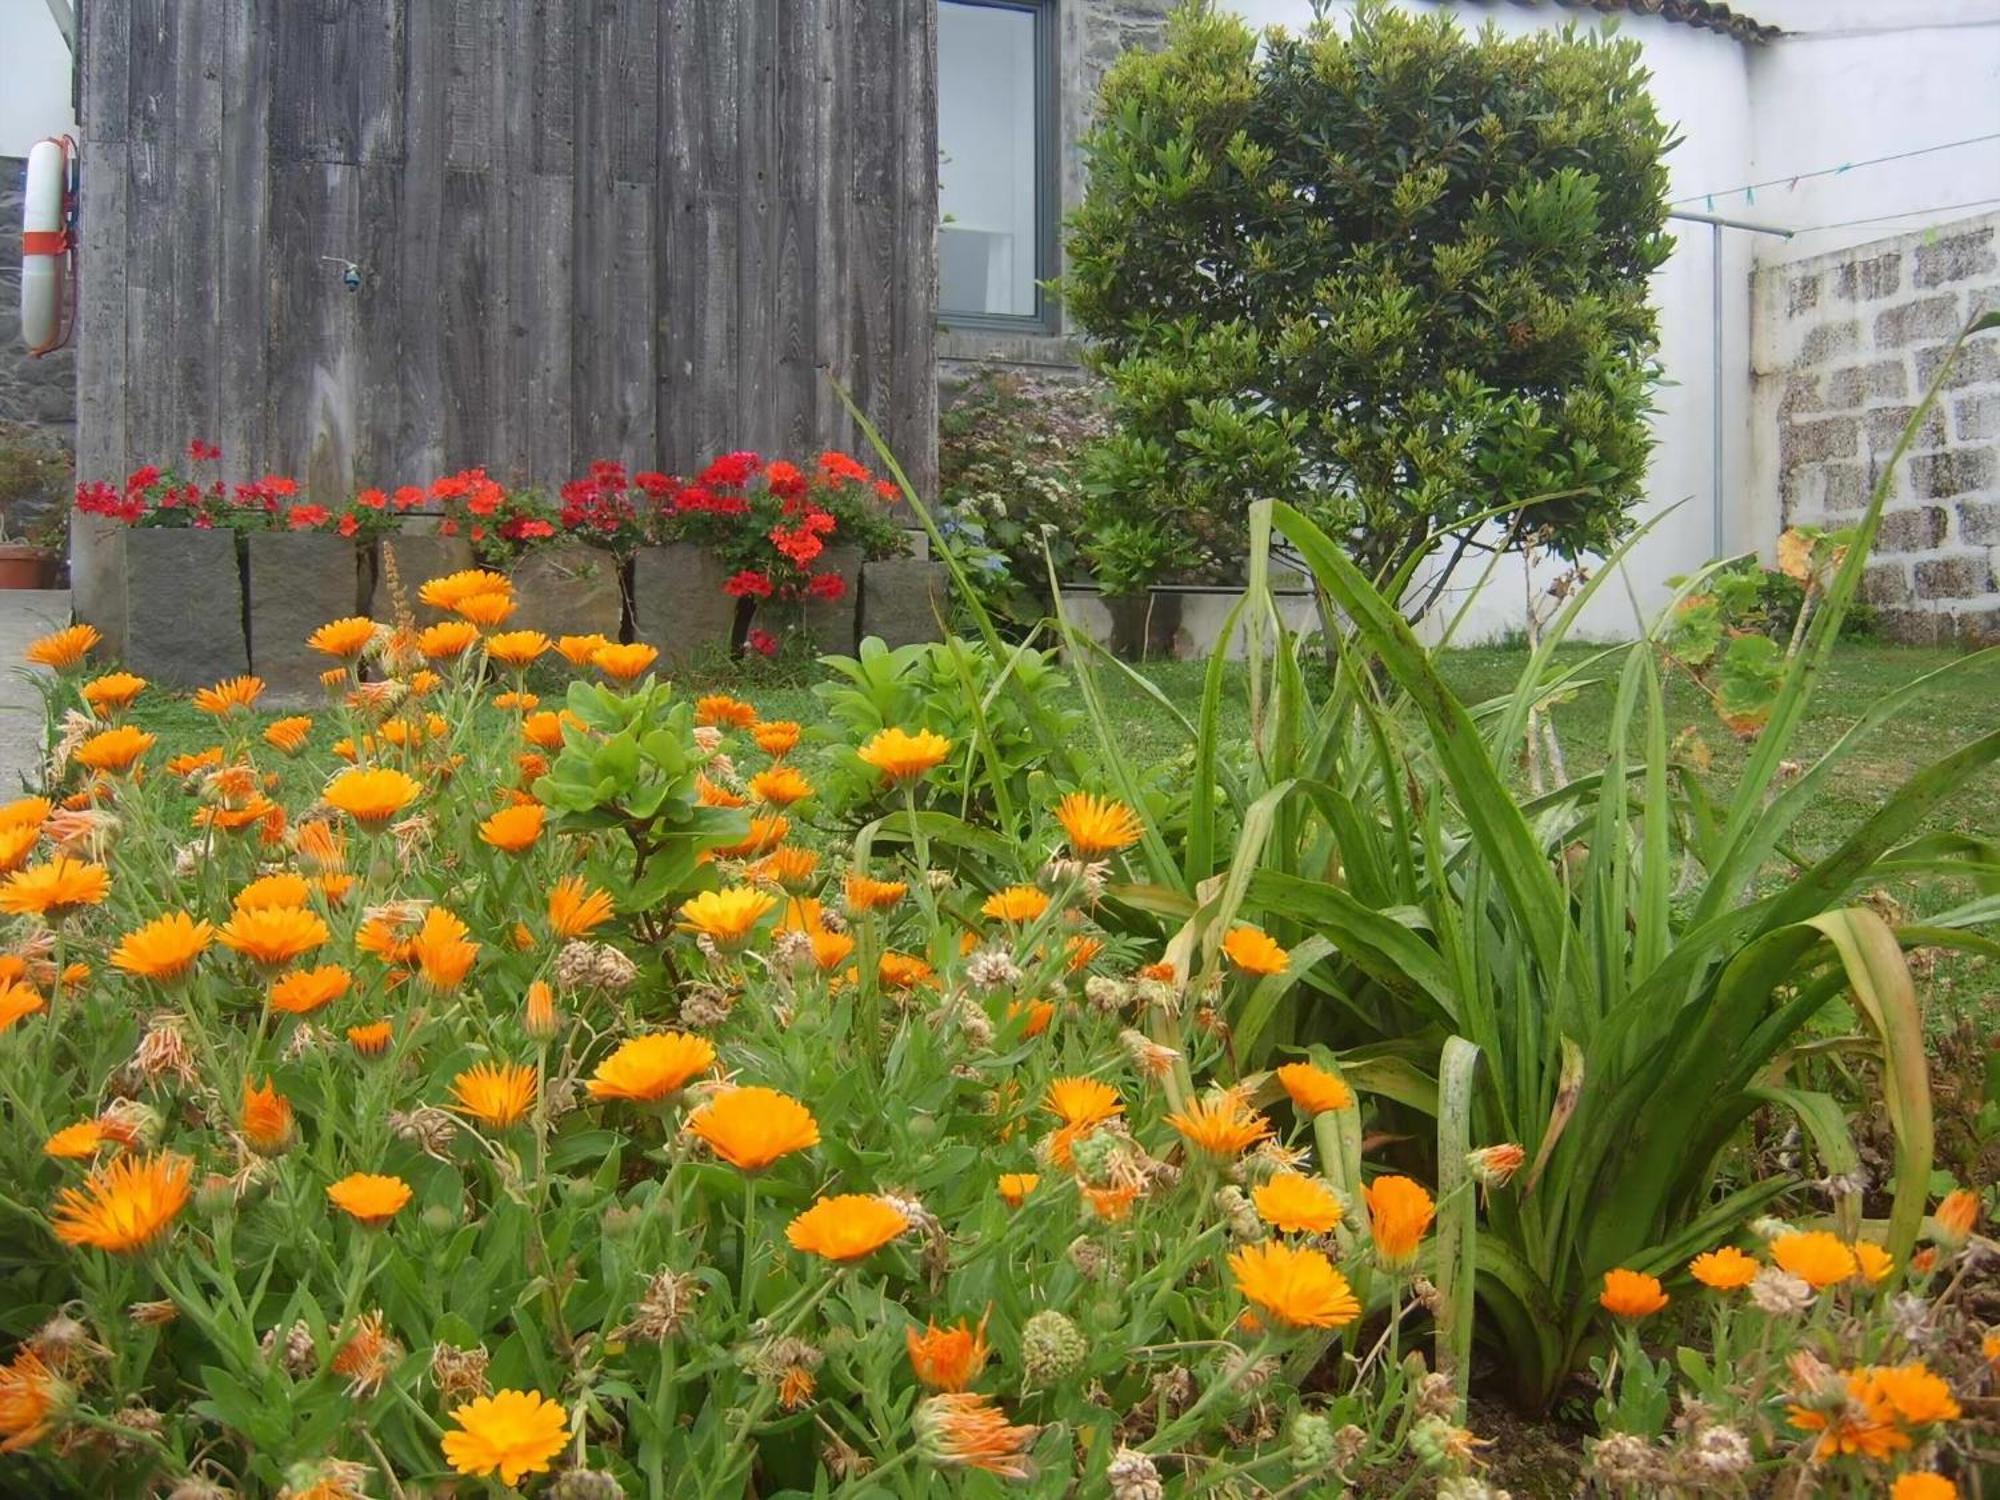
left=0, top=590, right=72, bottom=793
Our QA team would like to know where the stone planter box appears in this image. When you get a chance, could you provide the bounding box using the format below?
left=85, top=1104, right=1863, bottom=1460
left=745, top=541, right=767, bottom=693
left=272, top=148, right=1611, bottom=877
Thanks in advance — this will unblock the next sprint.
left=121, top=529, right=249, bottom=688
left=800, top=544, right=863, bottom=655
left=371, top=534, right=477, bottom=622
left=510, top=542, right=623, bottom=639
left=859, top=557, right=948, bottom=648
left=247, top=533, right=367, bottom=705
left=1105, top=591, right=1182, bottom=662
left=630, top=543, right=739, bottom=667
left=1058, top=586, right=1321, bottom=662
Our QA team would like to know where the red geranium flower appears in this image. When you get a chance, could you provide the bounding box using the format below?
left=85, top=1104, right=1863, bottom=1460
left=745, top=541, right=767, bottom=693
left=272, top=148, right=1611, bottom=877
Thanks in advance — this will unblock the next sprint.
left=807, top=571, right=846, bottom=600
left=746, top=628, right=779, bottom=657
left=698, top=451, right=763, bottom=488
left=818, top=450, right=869, bottom=484
left=188, top=439, right=222, bottom=462
left=724, top=570, right=775, bottom=599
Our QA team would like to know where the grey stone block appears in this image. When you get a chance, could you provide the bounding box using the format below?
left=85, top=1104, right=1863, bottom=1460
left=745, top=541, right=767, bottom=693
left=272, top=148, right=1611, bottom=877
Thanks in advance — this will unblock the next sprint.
left=1864, top=404, right=1946, bottom=452
left=1914, top=552, right=1995, bottom=600
left=1954, top=393, right=2000, bottom=442
left=860, top=558, right=950, bottom=648
left=1800, top=321, right=1860, bottom=365
left=801, top=544, right=862, bottom=655
left=373, top=534, right=477, bottom=622
left=1911, top=449, right=1996, bottom=500
left=1832, top=254, right=1902, bottom=302
left=1961, top=499, right=2000, bottom=545
left=246, top=533, right=367, bottom=706
left=1780, top=416, right=1858, bottom=468
left=1823, top=360, right=1907, bottom=408
left=121, top=528, right=249, bottom=688
left=1914, top=339, right=2000, bottom=390
left=1861, top=562, right=1912, bottom=606
left=1915, top=229, right=1997, bottom=289
left=510, top=543, right=624, bottom=639
left=1875, top=295, right=1963, bottom=349
left=631, top=544, right=739, bottom=668
left=1875, top=506, right=1949, bottom=553
left=1786, top=273, right=1820, bottom=317
left=70, top=517, right=129, bottom=656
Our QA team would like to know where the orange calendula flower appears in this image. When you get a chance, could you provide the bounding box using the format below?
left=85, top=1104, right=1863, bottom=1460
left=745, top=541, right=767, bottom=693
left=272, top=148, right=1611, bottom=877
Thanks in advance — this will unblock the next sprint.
left=1689, top=1246, right=1760, bottom=1291
left=754, top=844, right=820, bottom=891
left=997, top=1173, right=1039, bottom=1208
left=0, top=856, right=109, bottom=919
left=1770, top=1230, right=1860, bottom=1289
left=1788, top=1362, right=1960, bottom=1462
left=1932, top=1188, right=1979, bottom=1249
left=1083, top=1182, right=1141, bottom=1221
left=549, top=876, right=616, bottom=938
left=786, top=1193, right=912, bottom=1262
left=262, top=716, right=314, bottom=754
left=193, top=676, right=265, bottom=715
left=587, top=1032, right=717, bottom=1104
left=678, top=885, right=777, bottom=947
left=809, top=926, right=855, bottom=972
left=109, top=912, right=213, bottom=982
left=908, top=1311, right=991, bottom=1391
left=695, top=772, right=747, bottom=808
left=752, top=720, right=801, bottom=757
left=1166, top=1090, right=1274, bottom=1158
left=0, top=1347, right=72, bottom=1451
left=878, top=951, right=935, bottom=990
left=1053, top=792, right=1144, bottom=858
left=1466, top=1142, right=1526, bottom=1189
left=695, top=694, right=758, bottom=729
left=326, top=1172, right=411, bottom=1224
left=450, top=1062, right=538, bottom=1128
left=325, top=767, right=422, bottom=826
left=73, top=725, right=155, bottom=774
left=165, top=746, right=225, bottom=777
left=241, top=1078, right=295, bottom=1155
left=915, top=1392, right=1039, bottom=1479
left=844, top=872, right=908, bottom=912
left=421, top=569, right=513, bottom=612
left=555, top=633, right=612, bottom=667
left=454, top=592, right=517, bottom=627
left=484, top=630, right=551, bottom=669
left=1229, top=1241, right=1361, bottom=1329
left=712, top=814, right=788, bottom=860
left=0, top=982, right=46, bottom=1031
left=1222, top=924, right=1289, bottom=975
left=307, top=617, right=380, bottom=659
left=43, top=1121, right=112, bottom=1160
left=592, top=642, right=659, bottom=681
left=0, top=796, right=48, bottom=832
left=52, top=1152, right=192, bottom=1254
left=747, top=766, right=812, bottom=806
left=1599, top=1268, right=1669, bottom=1320
left=1892, top=1476, right=1958, bottom=1500
left=81, top=671, right=147, bottom=716
left=440, top=1388, right=572, bottom=1486
left=688, top=1085, right=820, bottom=1170
left=982, top=885, right=1051, bottom=924
left=522, top=979, right=558, bottom=1037
left=520, top=710, right=567, bottom=750
left=857, top=726, right=952, bottom=782
left=1364, top=1175, right=1436, bottom=1271
left=1854, top=1241, right=1895, bottom=1285
left=268, top=964, right=351, bottom=1015
left=479, top=801, right=545, bottom=853
left=347, top=1020, right=393, bottom=1056
left=1252, top=1173, right=1344, bottom=1235
left=26, top=624, right=100, bottom=672
left=419, top=619, right=481, bottom=660
left=0, top=824, right=37, bottom=874
left=219, top=905, right=329, bottom=967
left=1007, top=998, right=1056, bottom=1038
left=412, top=906, right=480, bottom=990
left=1045, top=1077, right=1121, bottom=1128
left=236, top=871, right=313, bottom=911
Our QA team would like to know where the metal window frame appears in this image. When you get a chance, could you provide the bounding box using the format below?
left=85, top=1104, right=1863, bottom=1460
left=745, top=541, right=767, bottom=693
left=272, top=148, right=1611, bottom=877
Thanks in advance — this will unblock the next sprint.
left=937, top=0, right=1061, bottom=334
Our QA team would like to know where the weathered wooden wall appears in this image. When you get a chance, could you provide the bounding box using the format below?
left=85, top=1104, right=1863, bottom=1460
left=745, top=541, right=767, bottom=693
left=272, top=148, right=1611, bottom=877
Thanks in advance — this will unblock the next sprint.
left=73, top=0, right=938, bottom=501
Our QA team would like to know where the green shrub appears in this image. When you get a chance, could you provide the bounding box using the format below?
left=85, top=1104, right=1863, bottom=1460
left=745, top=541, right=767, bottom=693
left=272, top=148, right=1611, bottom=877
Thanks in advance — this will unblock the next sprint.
left=1065, top=0, right=1673, bottom=599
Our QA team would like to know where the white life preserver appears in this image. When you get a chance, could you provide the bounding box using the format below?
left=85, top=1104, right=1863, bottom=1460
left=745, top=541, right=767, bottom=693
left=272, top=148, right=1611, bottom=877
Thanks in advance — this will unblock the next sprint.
left=20, top=136, right=76, bottom=356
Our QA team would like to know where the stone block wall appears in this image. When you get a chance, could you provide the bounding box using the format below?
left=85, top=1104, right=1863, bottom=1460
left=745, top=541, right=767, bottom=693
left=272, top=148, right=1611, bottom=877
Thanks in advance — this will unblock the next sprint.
left=1751, top=212, right=2000, bottom=644
left=0, top=155, right=77, bottom=437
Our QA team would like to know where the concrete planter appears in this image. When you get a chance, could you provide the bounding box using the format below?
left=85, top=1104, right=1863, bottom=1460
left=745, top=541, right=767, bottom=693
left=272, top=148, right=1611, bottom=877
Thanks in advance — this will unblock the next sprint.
left=630, top=543, right=739, bottom=667
left=1105, top=590, right=1182, bottom=661
left=371, top=534, right=477, bottom=623
left=247, top=533, right=366, bottom=705
left=121, top=528, right=249, bottom=687
left=859, top=557, right=948, bottom=648
left=1059, top=586, right=1321, bottom=662
left=800, top=544, right=863, bottom=655
left=510, top=542, right=623, bottom=639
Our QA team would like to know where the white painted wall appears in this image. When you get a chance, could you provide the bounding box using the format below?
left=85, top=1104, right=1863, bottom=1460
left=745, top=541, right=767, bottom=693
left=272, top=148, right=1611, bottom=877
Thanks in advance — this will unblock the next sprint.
left=0, top=0, right=76, bottom=159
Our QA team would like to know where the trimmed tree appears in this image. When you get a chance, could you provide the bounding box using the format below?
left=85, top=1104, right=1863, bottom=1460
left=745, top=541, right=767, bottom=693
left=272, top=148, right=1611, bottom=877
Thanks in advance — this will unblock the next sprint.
left=1064, top=0, right=1674, bottom=612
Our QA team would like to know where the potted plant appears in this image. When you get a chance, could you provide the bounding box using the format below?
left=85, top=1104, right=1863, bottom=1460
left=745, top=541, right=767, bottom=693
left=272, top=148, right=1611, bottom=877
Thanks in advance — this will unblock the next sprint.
left=1085, top=517, right=1194, bottom=661
left=244, top=494, right=390, bottom=704
left=0, top=422, right=72, bottom=588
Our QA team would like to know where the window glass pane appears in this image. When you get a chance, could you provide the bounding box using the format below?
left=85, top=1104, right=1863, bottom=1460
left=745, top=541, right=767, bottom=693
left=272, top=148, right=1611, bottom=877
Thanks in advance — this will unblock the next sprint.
left=939, top=2, right=1039, bottom=318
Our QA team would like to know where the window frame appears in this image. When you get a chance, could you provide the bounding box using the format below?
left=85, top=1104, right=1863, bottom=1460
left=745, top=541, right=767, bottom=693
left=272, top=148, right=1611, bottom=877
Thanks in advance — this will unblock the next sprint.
left=936, top=0, right=1061, bottom=335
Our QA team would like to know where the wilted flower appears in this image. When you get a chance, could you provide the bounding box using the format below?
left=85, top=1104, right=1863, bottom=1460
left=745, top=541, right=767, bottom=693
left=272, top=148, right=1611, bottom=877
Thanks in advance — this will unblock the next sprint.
left=1020, top=1310, right=1087, bottom=1387
left=1748, top=1266, right=1816, bottom=1315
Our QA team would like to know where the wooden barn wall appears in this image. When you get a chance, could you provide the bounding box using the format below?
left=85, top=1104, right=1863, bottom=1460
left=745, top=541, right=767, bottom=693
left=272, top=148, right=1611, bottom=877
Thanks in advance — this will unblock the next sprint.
left=73, top=0, right=939, bottom=501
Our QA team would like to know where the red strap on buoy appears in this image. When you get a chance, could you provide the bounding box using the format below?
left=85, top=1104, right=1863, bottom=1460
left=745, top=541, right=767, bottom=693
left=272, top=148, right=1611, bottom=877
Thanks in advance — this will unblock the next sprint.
left=22, top=230, right=67, bottom=256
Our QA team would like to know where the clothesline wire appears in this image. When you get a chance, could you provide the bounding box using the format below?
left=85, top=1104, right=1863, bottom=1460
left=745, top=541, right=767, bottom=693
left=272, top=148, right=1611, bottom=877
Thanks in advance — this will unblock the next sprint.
left=1788, top=194, right=2000, bottom=235
left=1671, top=130, right=2000, bottom=208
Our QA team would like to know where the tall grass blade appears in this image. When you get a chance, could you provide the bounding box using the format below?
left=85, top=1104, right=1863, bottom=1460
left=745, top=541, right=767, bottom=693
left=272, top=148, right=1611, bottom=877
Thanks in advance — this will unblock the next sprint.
left=1435, top=1037, right=1481, bottom=1415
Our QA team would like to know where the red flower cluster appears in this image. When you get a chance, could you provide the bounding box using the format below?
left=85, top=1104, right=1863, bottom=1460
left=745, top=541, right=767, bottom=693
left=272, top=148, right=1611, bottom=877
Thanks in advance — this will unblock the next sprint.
left=74, top=444, right=302, bottom=531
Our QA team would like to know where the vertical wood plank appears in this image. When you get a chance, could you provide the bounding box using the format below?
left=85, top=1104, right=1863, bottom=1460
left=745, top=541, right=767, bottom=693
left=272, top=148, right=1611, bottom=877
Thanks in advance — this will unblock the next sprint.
left=266, top=162, right=362, bottom=501
left=892, top=0, right=939, bottom=500
left=734, top=0, right=778, bottom=454
left=218, top=0, right=271, bottom=477
left=74, top=149, right=129, bottom=481
left=80, top=0, right=130, bottom=144
left=393, top=0, right=449, bottom=481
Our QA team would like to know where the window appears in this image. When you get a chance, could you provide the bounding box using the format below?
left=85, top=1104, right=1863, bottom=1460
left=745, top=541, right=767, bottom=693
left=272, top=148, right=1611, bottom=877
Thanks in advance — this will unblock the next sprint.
left=938, top=0, right=1055, bottom=328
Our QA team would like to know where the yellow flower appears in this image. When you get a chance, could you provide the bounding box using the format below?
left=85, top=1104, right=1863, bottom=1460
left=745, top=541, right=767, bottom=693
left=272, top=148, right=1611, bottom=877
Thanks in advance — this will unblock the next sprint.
left=857, top=726, right=952, bottom=782
left=678, top=886, right=777, bottom=947
left=1599, top=1268, right=1669, bottom=1320
left=549, top=876, right=616, bottom=938
left=0, top=857, right=110, bottom=919
left=241, top=1078, right=294, bottom=1155
left=695, top=694, right=758, bottom=728
left=73, top=725, right=154, bottom=774
left=844, top=872, right=907, bottom=912
left=1688, top=1246, right=1759, bottom=1290
left=441, top=1388, right=571, bottom=1486
left=997, top=1173, right=1039, bottom=1208
left=307, top=617, right=380, bottom=660
left=412, top=906, right=480, bottom=990
left=263, top=716, right=314, bottom=754
left=786, top=1194, right=912, bottom=1262
left=450, top=1062, right=538, bottom=1128
left=688, top=1085, right=820, bottom=1170
left=219, top=905, right=329, bottom=967
left=1166, top=1090, right=1273, bottom=1158
left=1044, top=1077, right=1121, bottom=1128
left=268, top=964, right=351, bottom=1015
left=748, top=766, right=813, bottom=806
left=587, top=1033, right=718, bottom=1103
left=479, top=801, right=546, bottom=853
left=1228, top=1241, right=1360, bottom=1329
left=52, top=1152, right=192, bottom=1254
left=1252, top=1173, right=1344, bottom=1234
left=1854, top=1241, right=1895, bottom=1285
left=80, top=672, right=146, bottom=716
left=907, top=1311, right=990, bottom=1392
left=981, top=885, right=1050, bottom=924
left=1932, top=1188, right=1979, bottom=1249
left=419, top=619, right=481, bottom=660
left=484, top=630, right=551, bottom=669
left=1364, top=1175, right=1435, bottom=1271
left=324, top=767, right=422, bottom=826
left=1770, top=1230, right=1859, bottom=1289
left=1222, top=924, right=1289, bottom=975
left=25, top=624, right=100, bottom=672
left=192, top=676, right=265, bottom=714
left=43, top=1121, right=112, bottom=1160
left=326, top=1172, right=411, bottom=1225
left=592, top=642, right=659, bottom=681
left=1053, top=792, right=1144, bottom=857
left=109, top=912, right=213, bottom=982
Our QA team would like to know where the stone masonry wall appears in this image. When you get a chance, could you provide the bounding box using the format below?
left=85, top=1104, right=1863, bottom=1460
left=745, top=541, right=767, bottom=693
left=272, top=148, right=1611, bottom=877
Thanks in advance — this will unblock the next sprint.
left=1752, top=211, right=2000, bottom=644
left=0, top=155, right=77, bottom=438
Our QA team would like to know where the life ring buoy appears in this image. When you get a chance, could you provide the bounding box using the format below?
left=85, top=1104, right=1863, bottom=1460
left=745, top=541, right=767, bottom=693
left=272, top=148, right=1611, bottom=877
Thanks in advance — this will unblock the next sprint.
left=21, top=136, right=76, bottom=357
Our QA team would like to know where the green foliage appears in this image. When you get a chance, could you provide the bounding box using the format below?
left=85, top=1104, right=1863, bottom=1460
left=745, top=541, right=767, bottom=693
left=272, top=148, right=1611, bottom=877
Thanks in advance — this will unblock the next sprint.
left=1064, top=0, right=1672, bottom=596
left=0, top=421, right=71, bottom=548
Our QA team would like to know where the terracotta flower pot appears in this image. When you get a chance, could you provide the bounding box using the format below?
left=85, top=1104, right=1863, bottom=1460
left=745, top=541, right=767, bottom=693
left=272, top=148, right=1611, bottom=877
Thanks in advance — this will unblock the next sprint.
left=0, top=544, right=55, bottom=590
